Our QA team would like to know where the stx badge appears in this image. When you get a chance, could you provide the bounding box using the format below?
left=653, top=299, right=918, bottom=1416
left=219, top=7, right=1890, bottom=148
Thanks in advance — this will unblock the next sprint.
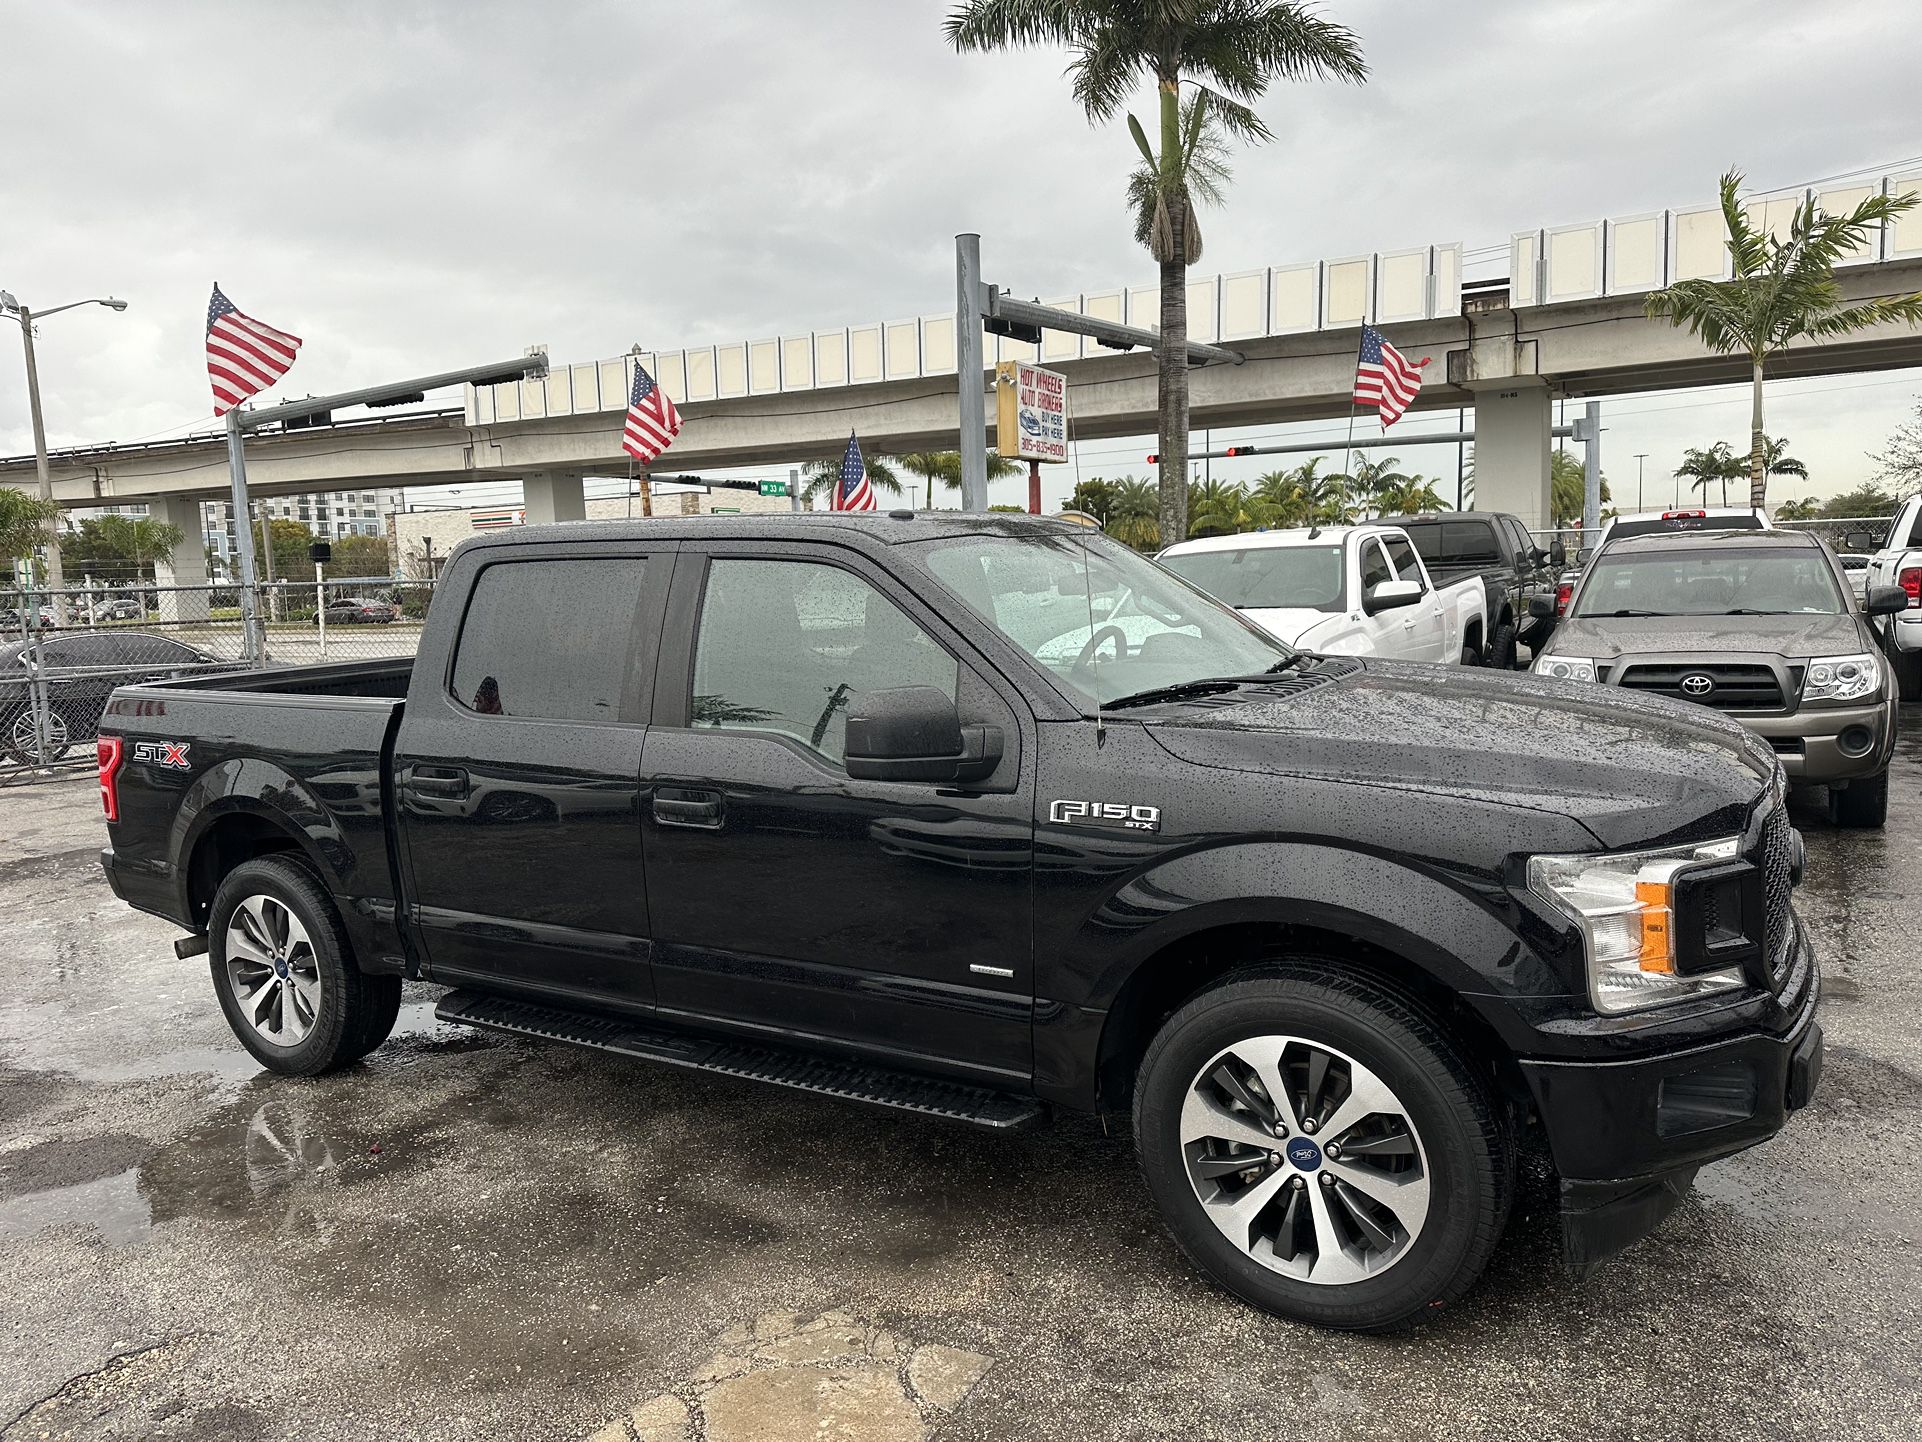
left=132, top=740, right=192, bottom=769
left=1049, top=799, right=1160, bottom=832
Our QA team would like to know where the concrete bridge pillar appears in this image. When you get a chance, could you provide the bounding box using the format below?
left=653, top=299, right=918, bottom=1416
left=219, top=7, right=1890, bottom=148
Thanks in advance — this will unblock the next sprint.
left=1467, top=382, right=1553, bottom=532
left=150, top=495, right=211, bottom=622
left=522, top=471, right=586, bottom=525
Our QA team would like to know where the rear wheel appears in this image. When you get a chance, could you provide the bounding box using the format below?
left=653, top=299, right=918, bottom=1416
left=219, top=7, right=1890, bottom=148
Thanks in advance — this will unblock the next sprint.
left=1894, top=649, right=1922, bottom=703
left=1134, top=965, right=1512, bottom=1331
left=1487, top=620, right=1518, bottom=670
left=1829, top=768, right=1889, bottom=829
left=5, top=706, right=70, bottom=765
left=209, top=855, right=397, bottom=1075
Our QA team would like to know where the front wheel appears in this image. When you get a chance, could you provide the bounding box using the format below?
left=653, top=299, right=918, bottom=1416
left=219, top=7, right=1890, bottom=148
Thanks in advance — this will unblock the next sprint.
left=1894, top=649, right=1921, bottom=704
left=1486, top=620, right=1518, bottom=670
left=5, top=706, right=71, bottom=765
left=209, top=855, right=401, bottom=1075
left=1134, top=966, right=1512, bottom=1331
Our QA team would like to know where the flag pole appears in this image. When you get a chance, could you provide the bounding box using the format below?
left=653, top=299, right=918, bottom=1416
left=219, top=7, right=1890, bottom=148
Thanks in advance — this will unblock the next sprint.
left=638, top=464, right=653, bottom=518
left=1338, top=329, right=1367, bottom=496
left=223, top=409, right=264, bottom=663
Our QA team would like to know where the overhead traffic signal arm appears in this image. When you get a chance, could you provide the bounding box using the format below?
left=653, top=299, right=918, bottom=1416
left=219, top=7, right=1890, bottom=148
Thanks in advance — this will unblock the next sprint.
left=982, top=289, right=1245, bottom=368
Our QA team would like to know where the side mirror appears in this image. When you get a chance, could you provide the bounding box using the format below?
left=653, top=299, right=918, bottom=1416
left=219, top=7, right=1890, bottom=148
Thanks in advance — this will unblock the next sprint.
left=1843, top=529, right=1885, bottom=554
left=1362, top=579, right=1422, bottom=615
left=1549, top=539, right=1568, bottom=568
left=1865, top=583, right=1910, bottom=616
left=844, top=686, right=1003, bottom=784
left=1528, top=594, right=1556, bottom=621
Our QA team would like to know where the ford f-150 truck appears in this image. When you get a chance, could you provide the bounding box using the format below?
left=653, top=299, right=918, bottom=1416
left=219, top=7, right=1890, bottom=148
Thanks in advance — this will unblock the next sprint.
left=96, top=514, right=1821, bottom=1332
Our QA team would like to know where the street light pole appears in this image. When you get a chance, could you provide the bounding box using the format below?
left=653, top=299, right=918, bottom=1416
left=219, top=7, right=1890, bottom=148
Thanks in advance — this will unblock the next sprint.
left=1634, top=453, right=1648, bottom=513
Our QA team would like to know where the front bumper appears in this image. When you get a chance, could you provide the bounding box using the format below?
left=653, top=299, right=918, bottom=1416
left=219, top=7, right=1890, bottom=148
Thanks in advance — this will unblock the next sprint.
left=1520, top=925, right=1822, bottom=1273
left=1733, top=696, right=1895, bottom=784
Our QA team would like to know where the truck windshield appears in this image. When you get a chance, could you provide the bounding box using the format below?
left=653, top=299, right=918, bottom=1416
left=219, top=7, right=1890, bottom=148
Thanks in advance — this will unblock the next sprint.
left=1572, top=547, right=1845, bottom=617
left=918, top=530, right=1293, bottom=706
left=1158, top=544, right=1345, bottom=613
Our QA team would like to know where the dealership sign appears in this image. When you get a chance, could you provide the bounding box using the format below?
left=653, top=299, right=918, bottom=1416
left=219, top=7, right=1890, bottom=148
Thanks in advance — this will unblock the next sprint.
left=995, top=361, right=1068, bottom=463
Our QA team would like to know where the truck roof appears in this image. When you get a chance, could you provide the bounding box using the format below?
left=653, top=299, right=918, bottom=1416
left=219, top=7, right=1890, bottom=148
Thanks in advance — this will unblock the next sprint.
left=1599, top=526, right=1819, bottom=557
left=461, top=510, right=1088, bottom=552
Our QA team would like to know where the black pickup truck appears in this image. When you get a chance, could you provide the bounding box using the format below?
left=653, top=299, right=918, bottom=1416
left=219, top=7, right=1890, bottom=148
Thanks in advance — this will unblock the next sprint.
left=1398, top=510, right=1563, bottom=667
left=97, top=514, right=1820, bottom=1331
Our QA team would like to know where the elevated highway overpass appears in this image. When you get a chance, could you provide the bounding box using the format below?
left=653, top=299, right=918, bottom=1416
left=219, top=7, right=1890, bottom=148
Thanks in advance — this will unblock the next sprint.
left=8, top=174, right=1922, bottom=582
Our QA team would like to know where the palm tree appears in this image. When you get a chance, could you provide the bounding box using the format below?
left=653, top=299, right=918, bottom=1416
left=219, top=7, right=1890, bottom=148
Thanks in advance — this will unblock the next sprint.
left=1373, top=476, right=1446, bottom=516
left=1252, top=468, right=1309, bottom=526
left=1336, top=455, right=1412, bottom=518
left=1186, top=477, right=1250, bottom=537
left=1759, top=435, right=1809, bottom=490
left=0, top=488, right=60, bottom=585
left=1066, top=476, right=1119, bottom=526
left=1107, top=475, right=1161, bottom=550
left=1548, top=450, right=1610, bottom=528
left=1674, top=443, right=1742, bottom=507
left=945, top=2, right=1366, bottom=547
left=1773, top=496, right=1822, bottom=521
left=799, top=452, right=903, bottom=507
left=1646, top=171, right=1922, bottom=508
left=911, top=449, right=1022, bottom=507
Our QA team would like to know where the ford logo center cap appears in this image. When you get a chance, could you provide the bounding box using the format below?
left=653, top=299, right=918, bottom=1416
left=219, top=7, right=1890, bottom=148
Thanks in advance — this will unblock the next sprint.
left=1285, top=1137, right=1323, bottom=1170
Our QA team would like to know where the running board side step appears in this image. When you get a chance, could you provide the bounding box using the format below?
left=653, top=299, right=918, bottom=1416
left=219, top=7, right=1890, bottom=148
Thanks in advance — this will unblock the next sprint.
left=434, top=989, right=1044, bottom=1130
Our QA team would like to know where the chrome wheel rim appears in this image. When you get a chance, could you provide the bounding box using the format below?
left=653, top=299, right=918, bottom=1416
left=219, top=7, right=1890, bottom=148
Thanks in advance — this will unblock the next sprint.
left=224, top=894, right=321, bottom=1046
left=1179, top=1034, right=1431, bottom=1284
left=9, top=708, right=68, bottom=761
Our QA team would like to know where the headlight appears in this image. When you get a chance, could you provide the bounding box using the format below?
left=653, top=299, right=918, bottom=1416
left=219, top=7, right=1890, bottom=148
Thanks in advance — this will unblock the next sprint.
left=1532, top=655, right=1597, bottom=682
left=1802, top=651, right=1880, bottom=703
left=1529, top=837, right=1746, bottom=1014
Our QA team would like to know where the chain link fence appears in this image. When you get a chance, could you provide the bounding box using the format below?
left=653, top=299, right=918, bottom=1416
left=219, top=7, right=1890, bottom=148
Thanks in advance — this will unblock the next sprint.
left=0, top=579, right=437, bottom=784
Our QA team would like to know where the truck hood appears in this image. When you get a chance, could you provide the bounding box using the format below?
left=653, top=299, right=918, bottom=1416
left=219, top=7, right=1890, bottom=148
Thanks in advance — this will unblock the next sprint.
left=1236, top=606, right=1342, bottom=646
left=1144, top=657, right=1775, bottom=851
left=1549, top=612, right=1867, bottom=659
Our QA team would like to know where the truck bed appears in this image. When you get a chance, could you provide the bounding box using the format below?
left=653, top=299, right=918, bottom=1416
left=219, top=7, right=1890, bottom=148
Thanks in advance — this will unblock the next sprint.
left=143, top=657, right=414, bottom=700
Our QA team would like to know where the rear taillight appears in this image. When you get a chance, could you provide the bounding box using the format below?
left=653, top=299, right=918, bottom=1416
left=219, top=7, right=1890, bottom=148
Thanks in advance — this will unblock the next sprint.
left=1555, top=581, right=1574, bottom=617
left=1900, top=566, right=1922, bottom=610
left=97, top=735, right=125, bottom=822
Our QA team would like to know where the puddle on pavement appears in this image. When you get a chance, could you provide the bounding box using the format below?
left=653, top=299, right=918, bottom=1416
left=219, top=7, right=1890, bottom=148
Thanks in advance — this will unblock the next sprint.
left=0, top=1168, right=151, bottom=1247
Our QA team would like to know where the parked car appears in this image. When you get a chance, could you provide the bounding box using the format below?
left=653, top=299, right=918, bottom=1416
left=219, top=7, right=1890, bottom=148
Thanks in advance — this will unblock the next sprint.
left=1158, top=523, right=1490, bottom=664
left=1, top=630, right=225, bottom=764
left=314, top=596, right=397, bottom=625
left=91, top=597, right=146, bottom=623
left=1838, top=553, right=1872, bottom=605
left=97, top=514, right=1819, bottom=1331
left=1862, top=493, right=1922, bottom=699
left=1599, top=507, right=1771, bottom=545
left=1531, top=528, right=1905, bottom=826
left=1394, top=511, right=1562, bottom=667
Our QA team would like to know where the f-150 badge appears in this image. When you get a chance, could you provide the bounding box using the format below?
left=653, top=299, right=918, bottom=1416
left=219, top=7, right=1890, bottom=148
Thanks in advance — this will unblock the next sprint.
left=1049, top=799, right=1160, bottom=832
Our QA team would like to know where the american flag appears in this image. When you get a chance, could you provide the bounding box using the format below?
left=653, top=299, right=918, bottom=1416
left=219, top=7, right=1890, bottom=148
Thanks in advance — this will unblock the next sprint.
left=832, top=432, right=875, bottom=512
left=205, top=285, right=301, bottom=416
left=1353, top=325, right=1429, bottom=427
left=621, top=361, right=682, bottom=463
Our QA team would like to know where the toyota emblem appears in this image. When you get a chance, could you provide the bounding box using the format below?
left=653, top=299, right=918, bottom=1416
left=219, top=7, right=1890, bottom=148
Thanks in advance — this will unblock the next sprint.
left=1680, top=673, right=1715, bottom=697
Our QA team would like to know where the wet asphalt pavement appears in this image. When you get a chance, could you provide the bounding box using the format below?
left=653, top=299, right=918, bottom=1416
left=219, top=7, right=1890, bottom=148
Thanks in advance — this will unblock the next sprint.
left=3, top=728, right=1921, bottom=1442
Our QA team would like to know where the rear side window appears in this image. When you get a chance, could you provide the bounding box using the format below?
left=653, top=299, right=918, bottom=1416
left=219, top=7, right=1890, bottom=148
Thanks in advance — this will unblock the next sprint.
left=451, top=558, right=651, bottom=721
left=1358, top=539, right=1392, bottom=590
left=1398, top=521, right=1497, bottom=564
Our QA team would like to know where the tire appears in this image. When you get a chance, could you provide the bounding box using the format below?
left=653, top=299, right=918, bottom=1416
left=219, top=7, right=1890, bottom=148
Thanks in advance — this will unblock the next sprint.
left=1895, top=649, right=1922, bottom=704
left=1459, top=642, right=1482, bottom=667
left=1134, top=964, right=1512, bottom=1332
left=208, top=854, right=396, bottom=1075
left=5, top=706, right=71, bottom=765
left=1487, top=620, right=1518, bottom=671
left=1829, top=768, right=1889, bottom=829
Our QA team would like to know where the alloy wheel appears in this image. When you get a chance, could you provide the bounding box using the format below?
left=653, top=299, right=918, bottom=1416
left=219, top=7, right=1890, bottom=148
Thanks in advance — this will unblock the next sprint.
left=1179, top=1034, right=1431, bottom=1284
left=224, top=894, right=322, bottom=1045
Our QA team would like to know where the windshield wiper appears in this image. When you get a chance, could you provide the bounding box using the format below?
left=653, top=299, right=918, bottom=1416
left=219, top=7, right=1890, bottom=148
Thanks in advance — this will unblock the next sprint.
left=1592, top=608, right=1667, bottom=617
left=1721, top=608, right=1807, bottom=615
left=1264, top=652, right=1314, bottom=674
left=1103, top=678, right=1248, bottom=711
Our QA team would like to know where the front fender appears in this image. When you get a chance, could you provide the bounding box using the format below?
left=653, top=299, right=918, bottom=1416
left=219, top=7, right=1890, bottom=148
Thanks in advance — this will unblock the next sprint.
left=1079, top=839, right=1570, bottom=1046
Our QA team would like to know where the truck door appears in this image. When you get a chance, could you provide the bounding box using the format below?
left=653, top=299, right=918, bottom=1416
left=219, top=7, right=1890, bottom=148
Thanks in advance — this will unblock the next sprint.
left=1383, top=534, right=1448, bottom=661
left=638, top=542, right=1034, bottom=1085
left=1356, top=536, right=1418, bottom=658
left=392, top=544, right=674, bottom=1008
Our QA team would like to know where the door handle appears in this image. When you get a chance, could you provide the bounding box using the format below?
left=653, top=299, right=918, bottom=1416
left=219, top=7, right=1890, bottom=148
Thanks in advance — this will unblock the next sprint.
left=405, top=765, right=469, bottom=800
left=653, top=787, right=723, bottom=828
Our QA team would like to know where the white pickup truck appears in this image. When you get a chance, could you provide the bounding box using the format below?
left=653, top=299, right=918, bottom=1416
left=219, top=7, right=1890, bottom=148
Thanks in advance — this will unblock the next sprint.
left=1863, top=493, right=1922, bottom=699
left=1159, top=523, right=1491, bottom=663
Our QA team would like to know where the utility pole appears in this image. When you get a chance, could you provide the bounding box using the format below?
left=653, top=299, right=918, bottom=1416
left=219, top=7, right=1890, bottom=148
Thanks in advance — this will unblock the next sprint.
left=1634, top=453, right=1648, bottom=512
left=956, top=234, right=988, bottom=512
left=1, top=292, right=129, bottom=622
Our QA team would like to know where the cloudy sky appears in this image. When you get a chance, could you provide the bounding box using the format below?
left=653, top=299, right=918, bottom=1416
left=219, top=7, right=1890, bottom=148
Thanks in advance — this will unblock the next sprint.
left=5, top=0, right=1922, bottom=513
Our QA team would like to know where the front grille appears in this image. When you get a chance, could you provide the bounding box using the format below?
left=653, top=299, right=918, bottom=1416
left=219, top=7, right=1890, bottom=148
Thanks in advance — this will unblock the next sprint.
left=1758, top=804, right=1795, bottom=979
left=1617, top=662, right=1784, bottom=712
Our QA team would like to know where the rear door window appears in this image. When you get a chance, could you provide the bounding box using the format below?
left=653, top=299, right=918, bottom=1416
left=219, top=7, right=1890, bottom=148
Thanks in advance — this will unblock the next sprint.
left=450, top=557, right=652, bottom=721
left=1358, top=539, right=1392, bottom=591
